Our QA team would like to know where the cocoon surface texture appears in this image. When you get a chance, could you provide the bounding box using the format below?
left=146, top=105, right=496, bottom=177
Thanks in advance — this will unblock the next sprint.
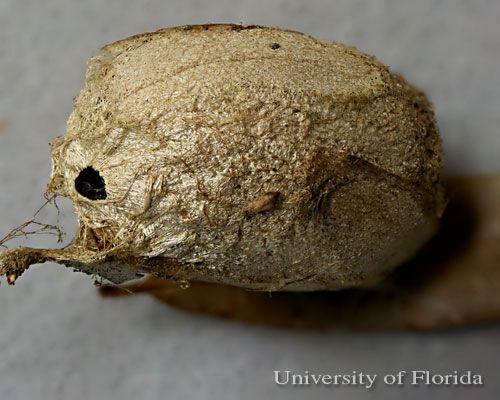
left=0, top=24, right=444, bottom=291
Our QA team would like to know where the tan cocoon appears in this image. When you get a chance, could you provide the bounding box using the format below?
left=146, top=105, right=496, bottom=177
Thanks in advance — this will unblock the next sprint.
left=1, top=24, right=444, bottom=291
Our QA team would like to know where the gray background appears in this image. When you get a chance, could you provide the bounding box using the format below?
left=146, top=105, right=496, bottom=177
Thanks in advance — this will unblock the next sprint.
left=0, top=0, right=499, bottom=399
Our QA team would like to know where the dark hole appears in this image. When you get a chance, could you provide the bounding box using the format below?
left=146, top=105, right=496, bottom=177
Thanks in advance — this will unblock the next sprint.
left=270, top=42, right=281, bottom=50
left=75, top=166, right=107, bottom=200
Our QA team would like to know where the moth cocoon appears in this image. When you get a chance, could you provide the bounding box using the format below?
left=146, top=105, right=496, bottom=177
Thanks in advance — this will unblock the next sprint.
left=0, top=24, right=444, bottom=291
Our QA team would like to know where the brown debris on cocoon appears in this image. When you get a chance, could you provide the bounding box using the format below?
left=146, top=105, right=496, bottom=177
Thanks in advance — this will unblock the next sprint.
left=0, top=24, right=445, bottom=291
left=246, top=191, right=280, bottom=213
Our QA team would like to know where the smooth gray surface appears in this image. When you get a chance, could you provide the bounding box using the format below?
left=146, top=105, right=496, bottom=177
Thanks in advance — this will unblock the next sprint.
left=0, top=1, right=499, bottom=399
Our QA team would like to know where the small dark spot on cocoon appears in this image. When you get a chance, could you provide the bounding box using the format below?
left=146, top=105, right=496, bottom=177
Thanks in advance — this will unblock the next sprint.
left=270, top=42, right=281, bottom=50
left=75, top=166, right=107, bottom=200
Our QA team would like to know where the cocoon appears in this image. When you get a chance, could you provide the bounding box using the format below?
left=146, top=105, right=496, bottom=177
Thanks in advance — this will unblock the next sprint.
left=0, top=24, right=444, bottom=291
